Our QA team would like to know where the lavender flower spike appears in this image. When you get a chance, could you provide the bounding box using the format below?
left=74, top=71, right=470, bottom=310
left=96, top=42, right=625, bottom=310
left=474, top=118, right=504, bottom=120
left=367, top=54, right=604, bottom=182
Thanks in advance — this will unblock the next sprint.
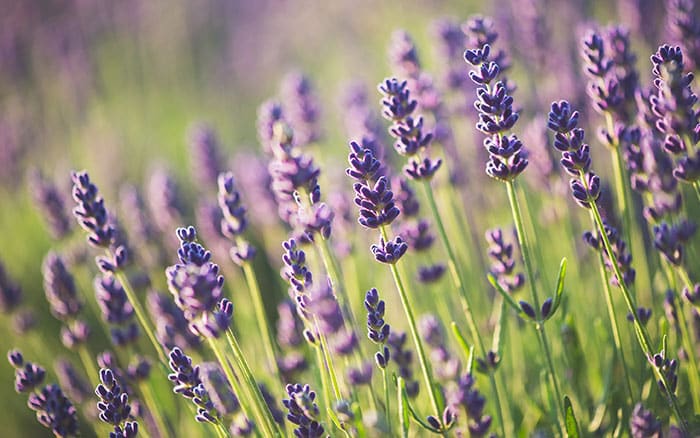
left=42, top=251, right=81, bottom=320
left=71, top=170, right=114, bottom=248
left=283, top=383, right=325, bottom=437
left=95, top=368, right=139, bottom=437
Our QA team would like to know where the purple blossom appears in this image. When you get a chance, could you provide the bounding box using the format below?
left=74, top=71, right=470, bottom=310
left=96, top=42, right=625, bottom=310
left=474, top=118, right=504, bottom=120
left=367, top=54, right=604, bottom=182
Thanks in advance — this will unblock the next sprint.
left=486, top=228, right=524, bottom=293
left=42, top=251, right=81, bottom=320
left=8, top=349, right=45, bottom=393
left=371, top=235, right=408, bottom=265
left=55, top=359, right=91, bottom=403
left=29, top=384, right=79, bottom=437
left=188, top=123, right=224, bottom=189
left=283, top=383, right=325, bottom=437
left=387, top=332, right=419, bottom=398
left=281, top=71, right=322, bottom=147
left=95, top=368, right=138, bottom=437
left=94, top=274, right=139, bottom=347
left=28, top=169, right=73, bottom=239
left=0, top=259, right=22, bottom=313
left=71, top=170, right=114, bottom=248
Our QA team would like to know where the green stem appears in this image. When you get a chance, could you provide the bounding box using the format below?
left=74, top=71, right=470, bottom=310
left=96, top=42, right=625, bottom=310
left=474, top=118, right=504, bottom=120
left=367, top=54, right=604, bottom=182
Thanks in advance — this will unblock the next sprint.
left=382, top=368, right=391, bottom=435
left=379, top=224, right=442, bottom=423
left=674, top=267, right=700, bottom=411
left=505, top=180, right=565, bottom=432
left=113, top=269, right=166, bottom=363
left=593, top=248, right=635, bottom=403
left=77, top=344, right=99, bottom=387
left=421, top=181, right=506, bottom=437
left=314, top=317, right=343, bottom=403
left=224, top=329, right=282, bottom=437
left=583, top=176, right=689, bottom=433
left=241, top=260, right=279, bottom=376
left=139, top=380, right=171, bottom=438
left=205, top=337, right=256, bottom=427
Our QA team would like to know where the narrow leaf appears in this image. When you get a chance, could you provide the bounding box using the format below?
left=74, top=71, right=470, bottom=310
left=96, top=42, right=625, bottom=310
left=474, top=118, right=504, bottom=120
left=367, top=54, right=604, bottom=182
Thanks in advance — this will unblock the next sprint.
left=564, top=395, right=581, bottom=437
left=547, top=257, right=567, bottom=319
left=487, top=273, right=523, bottom=315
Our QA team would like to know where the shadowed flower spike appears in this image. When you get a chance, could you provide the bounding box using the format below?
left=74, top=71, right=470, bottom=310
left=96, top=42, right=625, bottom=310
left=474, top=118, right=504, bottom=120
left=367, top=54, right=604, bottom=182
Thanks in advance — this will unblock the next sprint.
left=95, top=368, right=138, bottom=437
left=71, top=170, right=114, bottom=248
left=42, top=251, right=81, bottom=320
left=0, top=259, right=22, bottom=314
left=630, top=403, right=662, bottom=437
left=28, top=169, right=73, bottom=240
left=29, top=384, right=80, bottom=437
left=189, top=123, right=223, bottom=189
left=364, top=288, right=391, bottom=368
left=217, top=171, right=257, bottom=265
left=371, top=235, right=408, bottom=264
left=283, top=383, right=325, bottom=437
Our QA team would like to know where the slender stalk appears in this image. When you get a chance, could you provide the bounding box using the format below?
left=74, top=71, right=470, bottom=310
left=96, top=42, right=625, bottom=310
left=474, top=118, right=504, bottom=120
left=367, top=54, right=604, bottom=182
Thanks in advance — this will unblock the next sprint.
left=204, top=338, right=254, bottom=425
left=139, top=380, right=171, bottom=438
left=673, top=267, right=700, bottom=411
left=379, top=224, right=442, bottom=422
left=113, top=269, right=166, bottom=363
left=241, top=260, right=279, bottom=376
left=314, top=316, right=343, bottom=402
left=224, top=329, right=282, bottom=437
left=583, top=175, right=689, bottom=432
left=77, top=344, right=99, bottom=387
left=420, top=179, right=504, bottom=437
left=382, top=369, right=391, bottom=435
left=505, top=180, right=565, bottom=432
left=593, top=248, right=634, bottom=402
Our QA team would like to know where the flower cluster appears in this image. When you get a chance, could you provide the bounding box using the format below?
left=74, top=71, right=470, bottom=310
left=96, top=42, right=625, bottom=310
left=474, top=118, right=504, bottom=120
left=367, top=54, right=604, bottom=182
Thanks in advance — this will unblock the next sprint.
left=95, top=368, right=138, bottom=437
left=282, top=383, right=325, bottom=437
left=583, top=220, right=636, bottom=287
left=217, top=171, right=257, bottom=265
left=364, top=288, right=391, bottom=369
left=485, top=228, right=524, bottom=293
left=547, top=100, right=601, bottom=208
left=448, top=372, right=492, bottom=437
left=464, top=44, right=527, bottom=181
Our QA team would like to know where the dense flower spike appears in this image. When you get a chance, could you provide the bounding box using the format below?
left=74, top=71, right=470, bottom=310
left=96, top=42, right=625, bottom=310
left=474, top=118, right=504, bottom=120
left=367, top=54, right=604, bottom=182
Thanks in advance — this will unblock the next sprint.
left=217, top=171, right=257, bottom=265
left=95, top=274, right=139, bottom=346
left=486, top=228, right=524, bottom=293
left=28, top=384, right=80, bottom=437
left=371, top=235, right=408, bottom=264
left=146, top=167, right=186, bottom=241
left=629, top=403, right=662, bottom=437
left=8, top=349, right=45, bottom=393
left=547, top=100, right=602, bottom=208
left=465, top=43, right=527, bottom=181
left=353, top=176, right=400, bottom=229
left=147, top=291, right=202, bottom=351
left=71, top=170, right=114, bottom=248
left=649, top=44, right=700, bottom=183
left=95, top=368, right=138, bottom=437
left=55, top=359, right=91, bottom=403
left=364, top=288, right=391, bottom=368
left=283, top=383, right=325, bottom=437
left=666, top=0, right=700, bottom=71
left=378, top=77, right=441, bottom=180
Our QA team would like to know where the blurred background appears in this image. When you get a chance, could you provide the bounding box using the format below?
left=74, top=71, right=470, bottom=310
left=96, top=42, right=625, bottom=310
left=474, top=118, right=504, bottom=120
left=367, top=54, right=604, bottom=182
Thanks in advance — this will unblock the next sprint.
left=0, top=0, right=683, bottom=435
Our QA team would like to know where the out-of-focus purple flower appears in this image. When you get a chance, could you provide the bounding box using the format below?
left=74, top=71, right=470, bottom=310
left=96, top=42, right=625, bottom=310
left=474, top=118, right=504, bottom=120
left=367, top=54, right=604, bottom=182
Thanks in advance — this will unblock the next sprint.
left=60, top=319, right=91, bottom=350
left=71, top=170, right=114, bottom=248
left=389, top=30, right=421, bottom=79
left=448, top=372, right=492, bottom=437
left=12, top=309, right=36, bottom=335
left=432, top=17, right=468, bottom=91
left=119, top=184, right=165, bottom=268
left=387, top=331, right=419, bottom=398
left=364, top=288, right=391, bottom=369
left=417, top=264, right=446, bottom=284
left=55, top=359, right=91, bottom=403
left=28, top=383, right=80, bottom=437
left=232, top=151, right=279, bottom=228
left=148, top=291, right=202, bottom=351
left=42, top=251, right=81, bottom=320
left=146, top=166, right=186, bottom=240
left=95, top=274, right=139, bottom=347
left=648, top=347, right=678, bottom=393
left=95, top=368, right=138, bottom=437
left=486, top=228, right=525, bottom=293
left=0, top=259, right=22, bottom=313
left=666, top=0, right=700, bottom=71
left=419, top=315, right=460, bottom=381
left=283, top=383, right=325, bottom=437
left=630, top=403, right=662, bottom=437
left=199, top=362, right=240, bottom=416
left=627, top=307, right=653, bottom=327
left=653, top=220, right=696, bottom=266
left=649, top=44, right=700, bottom=183
left=583, top=220, right=636, bottom=287
left=257, top=99, right=285, bottom=155
left=126, top=356, right=151, bottom=383
left=28, top=169, right=73, bottom=240
left=399, top=219, right=434, bottom=251
left=8, top=349, right=45, bottom=393
left=188, top=123, right=224, bottom=189
left=339, top=82, right=389, bottom=160
left=281, top=71, right=322, bottom=147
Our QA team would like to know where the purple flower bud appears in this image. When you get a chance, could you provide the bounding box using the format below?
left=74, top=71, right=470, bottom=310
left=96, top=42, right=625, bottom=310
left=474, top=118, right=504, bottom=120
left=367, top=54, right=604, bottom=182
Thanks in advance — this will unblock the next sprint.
left=371, top=236, right=408, bottom=264
left=42, top=251, right=81, bottom=320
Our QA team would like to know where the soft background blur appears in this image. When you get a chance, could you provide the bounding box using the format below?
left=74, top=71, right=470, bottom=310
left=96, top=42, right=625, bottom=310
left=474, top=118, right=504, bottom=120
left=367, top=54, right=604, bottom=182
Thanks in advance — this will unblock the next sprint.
left=0, top=0, right=679, bottom=435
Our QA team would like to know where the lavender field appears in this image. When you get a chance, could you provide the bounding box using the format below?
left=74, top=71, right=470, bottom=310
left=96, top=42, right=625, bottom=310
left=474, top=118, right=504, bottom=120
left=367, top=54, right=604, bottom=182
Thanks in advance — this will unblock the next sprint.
left=2, top=0, right=700, bottom=436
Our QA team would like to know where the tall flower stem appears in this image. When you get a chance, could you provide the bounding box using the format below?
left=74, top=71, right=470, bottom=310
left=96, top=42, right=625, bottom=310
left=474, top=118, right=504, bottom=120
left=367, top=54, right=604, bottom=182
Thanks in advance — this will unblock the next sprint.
left=582, top=172, right=689, bottom=433
left=240, top=260, right=279, bottom=376
left=139, top=379, right=171, bottom=438
left=382, top=368, right=391, bottom=435
left=673, top=267, right=700, bottom=411
left=113, top=268, right=166, bottom=364
left=223, top=329, right=282, bottom=437
left=421, top=181, right=506, bottom=437
left=592, top=245, right=635, bottom=402
left=313, top=317, right=343, bottom=403
left=505, top=180, right=565, bottom=431
left=205, top=337, right=260, bottom=432
left=77, top=344, right=99, bottom=387
left=378, top=224, right=444, bottom=432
